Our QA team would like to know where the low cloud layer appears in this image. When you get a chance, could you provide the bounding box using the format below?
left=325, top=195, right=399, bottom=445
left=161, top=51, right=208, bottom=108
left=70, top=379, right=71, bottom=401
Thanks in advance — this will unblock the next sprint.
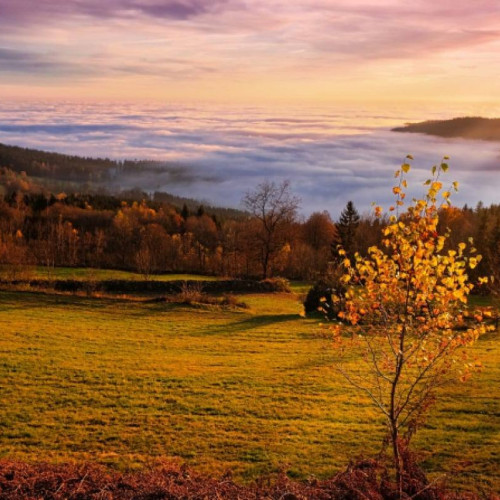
left=0, top=101, right=498, bottom=216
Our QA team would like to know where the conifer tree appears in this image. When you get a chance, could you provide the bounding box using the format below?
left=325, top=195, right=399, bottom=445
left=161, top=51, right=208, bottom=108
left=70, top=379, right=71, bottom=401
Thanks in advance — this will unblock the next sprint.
left=336, top=200, right=360, bottom=260
left=181, top=203, right=190, bottom=220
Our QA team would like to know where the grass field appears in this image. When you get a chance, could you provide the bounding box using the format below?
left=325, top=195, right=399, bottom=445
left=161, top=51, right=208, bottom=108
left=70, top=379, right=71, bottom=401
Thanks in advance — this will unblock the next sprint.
left=0, top=287, right=498, bottom=492
left=1, top=265, right=222, bottom=282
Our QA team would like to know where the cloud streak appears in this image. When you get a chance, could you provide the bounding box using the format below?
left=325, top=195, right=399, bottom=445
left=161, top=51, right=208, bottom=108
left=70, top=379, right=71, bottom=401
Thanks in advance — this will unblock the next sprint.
left=0, top=0, right=499, bottom=102
left=0, top=0, right=232, bottom=23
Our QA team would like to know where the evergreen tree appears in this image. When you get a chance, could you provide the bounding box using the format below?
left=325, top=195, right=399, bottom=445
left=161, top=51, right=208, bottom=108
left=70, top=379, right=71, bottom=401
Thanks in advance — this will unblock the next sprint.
left=181, top=203, right=190, bottom=219
left=336, top=200, right=360, bottom=260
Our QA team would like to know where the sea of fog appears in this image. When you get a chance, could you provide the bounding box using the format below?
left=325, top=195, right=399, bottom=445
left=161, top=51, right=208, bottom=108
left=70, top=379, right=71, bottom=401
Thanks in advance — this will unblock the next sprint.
left=0, top=101, right=499, bottom=215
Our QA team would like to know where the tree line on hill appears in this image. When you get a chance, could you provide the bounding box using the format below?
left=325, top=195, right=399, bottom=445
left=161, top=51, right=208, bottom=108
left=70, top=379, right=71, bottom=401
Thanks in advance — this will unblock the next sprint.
left=0, top=165, right=498, bottom=288
left=393, top=116, right=500, bottom=141
left=0, top=142, right=189, bottom=186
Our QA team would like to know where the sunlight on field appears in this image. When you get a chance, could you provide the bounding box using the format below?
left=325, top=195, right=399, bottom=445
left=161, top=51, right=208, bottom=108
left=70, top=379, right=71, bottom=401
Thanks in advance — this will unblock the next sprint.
left=29, top=267, right=222, bottom=282
left=0, top=289, right=498, bottom=492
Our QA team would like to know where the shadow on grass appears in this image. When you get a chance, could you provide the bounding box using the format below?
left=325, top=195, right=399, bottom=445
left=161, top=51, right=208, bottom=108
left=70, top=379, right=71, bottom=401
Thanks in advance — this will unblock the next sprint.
left=0, top=290, right=305, bottom=324
left=202, top=313, right=301, bottom=336
left=0, top=289, right=151, bottom=313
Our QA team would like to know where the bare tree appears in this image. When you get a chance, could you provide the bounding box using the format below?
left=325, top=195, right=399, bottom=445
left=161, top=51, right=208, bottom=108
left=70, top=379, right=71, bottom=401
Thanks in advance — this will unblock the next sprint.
left=135, top=245, right=153, bottom=280
left=243, top=180, right=300, bottom=279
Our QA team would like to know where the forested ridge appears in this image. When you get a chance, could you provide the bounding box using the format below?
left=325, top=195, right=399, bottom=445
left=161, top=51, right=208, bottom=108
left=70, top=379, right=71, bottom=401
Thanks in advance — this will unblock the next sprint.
left=0, top=141, right=201, bottom=183
left=0, top=142, right=238, bottom=215
left=393, top=116, right=500, bottom=141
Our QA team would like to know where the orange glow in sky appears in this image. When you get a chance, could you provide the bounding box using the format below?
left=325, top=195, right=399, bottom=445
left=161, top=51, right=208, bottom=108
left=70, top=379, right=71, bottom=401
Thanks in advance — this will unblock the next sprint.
left=0, top=0, right=499, bottom=104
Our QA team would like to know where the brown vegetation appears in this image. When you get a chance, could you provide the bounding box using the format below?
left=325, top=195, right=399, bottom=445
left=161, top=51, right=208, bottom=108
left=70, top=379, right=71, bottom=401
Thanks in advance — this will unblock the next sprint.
left=0, top=459, right=489, bottom=500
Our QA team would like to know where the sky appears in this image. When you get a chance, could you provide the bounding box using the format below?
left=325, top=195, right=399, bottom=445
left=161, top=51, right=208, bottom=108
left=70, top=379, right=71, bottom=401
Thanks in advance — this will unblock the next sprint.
left=1, top=0, right=500, bottom=104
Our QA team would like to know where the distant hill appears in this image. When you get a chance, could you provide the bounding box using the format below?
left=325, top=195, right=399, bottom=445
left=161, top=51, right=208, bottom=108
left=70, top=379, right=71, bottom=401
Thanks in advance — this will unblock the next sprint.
left=392, top=117, right=500, bottom=141
left=0, top=142, right=200, bottom=186
left=0, top=142, right=246, bottom=219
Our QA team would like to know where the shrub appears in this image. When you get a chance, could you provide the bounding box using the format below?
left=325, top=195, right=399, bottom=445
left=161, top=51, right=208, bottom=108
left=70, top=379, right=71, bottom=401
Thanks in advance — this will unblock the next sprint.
left=261, top=277, right=291, bottom=293
left=304, top=276, right=346, bottom=319
left=177, top=282, right=204, bottom=304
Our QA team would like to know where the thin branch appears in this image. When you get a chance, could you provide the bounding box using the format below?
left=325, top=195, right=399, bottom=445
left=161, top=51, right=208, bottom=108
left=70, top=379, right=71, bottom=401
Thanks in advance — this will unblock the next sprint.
left=335, top=363, right=390, bottom=418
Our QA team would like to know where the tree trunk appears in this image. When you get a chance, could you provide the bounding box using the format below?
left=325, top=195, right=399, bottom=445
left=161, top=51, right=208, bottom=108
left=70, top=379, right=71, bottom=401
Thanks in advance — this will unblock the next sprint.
left=262, top=247, right=270, bottom=279
left=390, top=351, right=405, bottom=496
left=390, top=423, right=403, bottom=496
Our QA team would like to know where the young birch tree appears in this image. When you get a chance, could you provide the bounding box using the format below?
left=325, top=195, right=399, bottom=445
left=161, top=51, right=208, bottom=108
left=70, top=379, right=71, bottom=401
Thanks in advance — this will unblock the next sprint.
left=331, top=157, right=493, bottom=491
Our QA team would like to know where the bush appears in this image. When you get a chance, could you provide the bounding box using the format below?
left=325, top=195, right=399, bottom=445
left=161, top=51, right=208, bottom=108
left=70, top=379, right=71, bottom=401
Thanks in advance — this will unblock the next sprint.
left=261, top=277, right=291, bottom=293
left=304, top=278, right=346, bottom=319
left=174, top=285, right=249, bottom=309
left=177, top=282, right=204, bottom=304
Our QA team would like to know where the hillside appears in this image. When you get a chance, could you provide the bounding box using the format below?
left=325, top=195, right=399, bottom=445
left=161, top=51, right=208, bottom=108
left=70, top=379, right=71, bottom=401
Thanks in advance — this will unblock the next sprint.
left=0, top=142, right=245, bottom=219
left=392, top=116, right=500, bottom=141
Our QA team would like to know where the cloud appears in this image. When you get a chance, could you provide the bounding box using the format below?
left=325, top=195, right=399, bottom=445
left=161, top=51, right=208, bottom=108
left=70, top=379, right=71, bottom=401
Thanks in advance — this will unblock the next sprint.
left=0, top=123, right=137, bottom=134
left=0, top=47, right=88, bottom=76
left=0, top=101, right=498, bottom=215
left=0, top=0, right=232, bottom=23
left=0, top=0, right=499, bottom=85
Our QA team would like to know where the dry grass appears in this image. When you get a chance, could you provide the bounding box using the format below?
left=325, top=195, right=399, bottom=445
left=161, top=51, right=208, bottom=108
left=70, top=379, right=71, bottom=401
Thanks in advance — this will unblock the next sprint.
left=0, top=289, right=498, bottom=494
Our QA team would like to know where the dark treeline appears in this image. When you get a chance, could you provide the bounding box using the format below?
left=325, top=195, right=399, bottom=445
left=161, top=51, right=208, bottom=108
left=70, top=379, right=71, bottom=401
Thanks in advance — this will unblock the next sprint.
left=0, top=142, right=206, bottom=193
left=393, top=116, right=500, bottom=141
left=0, top=162, right=245, bottom=220
left=0, top=142, right=126, bottom=184
left=0, top=172, right=498, bottom=288
left=0, top=142, right=191, bottom=183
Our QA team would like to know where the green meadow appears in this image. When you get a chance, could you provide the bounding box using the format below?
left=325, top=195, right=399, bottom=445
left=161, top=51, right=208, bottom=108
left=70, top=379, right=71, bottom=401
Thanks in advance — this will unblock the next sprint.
left=0, top=286, right=498, bottom=492
left=29, top=266, right=221, bottom=281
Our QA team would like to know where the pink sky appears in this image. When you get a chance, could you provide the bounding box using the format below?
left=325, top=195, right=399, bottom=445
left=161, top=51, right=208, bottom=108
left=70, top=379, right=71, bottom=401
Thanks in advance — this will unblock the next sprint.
left=0, top=0, right=500, bottom=104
